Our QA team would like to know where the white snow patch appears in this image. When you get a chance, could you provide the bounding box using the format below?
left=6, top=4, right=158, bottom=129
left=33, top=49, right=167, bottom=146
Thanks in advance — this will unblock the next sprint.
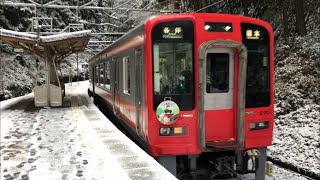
left=41, top=30, right=91, bottom=42
left=0, top=28, right=37, bottom=41
left=0, top=28, right=91, bottom=43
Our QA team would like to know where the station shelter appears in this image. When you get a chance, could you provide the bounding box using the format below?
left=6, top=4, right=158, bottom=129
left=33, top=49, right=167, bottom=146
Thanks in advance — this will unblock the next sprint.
left=0, top=29, right=91, bottom=107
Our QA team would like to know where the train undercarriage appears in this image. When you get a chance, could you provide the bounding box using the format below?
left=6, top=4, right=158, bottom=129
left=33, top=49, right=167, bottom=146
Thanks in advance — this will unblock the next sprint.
left=157, top=148, right=268, bottom=180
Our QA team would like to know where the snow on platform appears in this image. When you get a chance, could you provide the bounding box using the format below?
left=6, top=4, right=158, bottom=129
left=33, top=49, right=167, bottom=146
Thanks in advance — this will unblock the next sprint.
left=0, top=81, right=312, bottom=180
left=0, top=81, right=176, bottom=180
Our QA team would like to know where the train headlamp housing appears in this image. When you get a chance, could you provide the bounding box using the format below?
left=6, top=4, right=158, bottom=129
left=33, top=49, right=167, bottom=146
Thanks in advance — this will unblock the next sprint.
left=160, top=127, right=186, bottom=136
left=249, top=121, right=269, bottom=130
left=160, top=127, right=171, bottom=136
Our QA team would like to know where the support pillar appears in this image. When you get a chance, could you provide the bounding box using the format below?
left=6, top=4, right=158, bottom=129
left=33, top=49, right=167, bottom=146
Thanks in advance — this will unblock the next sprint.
left=45, top=46, right=51, bottom=106
left=35, top=48, right=62, bottom=107
left=255, top=148, right=267, bottom=180
left=156, top=156, right=177, bottom=176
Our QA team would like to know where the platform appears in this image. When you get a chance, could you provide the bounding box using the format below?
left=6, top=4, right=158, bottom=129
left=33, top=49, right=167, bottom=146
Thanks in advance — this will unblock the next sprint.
left=0, top=81, right=176, bottom=180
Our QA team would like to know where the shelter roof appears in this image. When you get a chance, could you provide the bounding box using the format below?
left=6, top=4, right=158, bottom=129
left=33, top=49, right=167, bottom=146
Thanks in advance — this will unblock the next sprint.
left=0, top=29, right=91, bottom=61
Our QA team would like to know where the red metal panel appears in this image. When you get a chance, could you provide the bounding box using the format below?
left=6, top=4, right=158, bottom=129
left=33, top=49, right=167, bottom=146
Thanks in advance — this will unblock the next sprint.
left=244, top=107, right=274, bottom=148
left=205, top=109, right=235, bottom=141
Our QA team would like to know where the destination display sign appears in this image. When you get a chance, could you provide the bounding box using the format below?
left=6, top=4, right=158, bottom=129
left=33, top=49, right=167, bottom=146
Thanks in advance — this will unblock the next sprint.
left=246, top=29, right=261, bottom=40
left=241, top=23, right=268, bottom=42
left=162, top=26, right=183, bottom=39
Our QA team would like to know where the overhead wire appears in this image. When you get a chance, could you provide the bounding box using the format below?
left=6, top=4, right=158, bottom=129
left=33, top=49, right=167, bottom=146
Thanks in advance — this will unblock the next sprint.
left=118, top=0, right=176, bottom=28
left=187, top=0, right=225, bottom=13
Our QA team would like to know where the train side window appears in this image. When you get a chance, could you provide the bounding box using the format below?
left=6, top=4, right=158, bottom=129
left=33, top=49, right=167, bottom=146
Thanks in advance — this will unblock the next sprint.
left=95, top=65, right=99, bottom=85
left=99, top=64, right=104, bottom=86
left=123, top=56, right=131, bottom=94
left=105, top=61, right=111, bottom=90
left=206, top=53, right=229, bottom=93
left=89, top=66, right=92, bottom=83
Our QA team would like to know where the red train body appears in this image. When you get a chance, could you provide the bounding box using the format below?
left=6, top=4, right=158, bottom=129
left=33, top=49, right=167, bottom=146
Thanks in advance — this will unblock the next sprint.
left=88, top=13, right=274, bottom=179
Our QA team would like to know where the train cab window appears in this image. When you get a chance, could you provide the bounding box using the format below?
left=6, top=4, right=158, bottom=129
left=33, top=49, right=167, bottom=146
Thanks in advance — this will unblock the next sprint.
left=152, top=20, right=195, bottom=110
left=105, top=61, right=111, bottom=90
left=99, top=64, right=104, bottom=86
left=153, top=43, right=193, bottom=95
left=123, top=56, right=131, bottom=94
left=206, top=53, right=229, bottom=93
left=241, top=23, right=270, bottom=108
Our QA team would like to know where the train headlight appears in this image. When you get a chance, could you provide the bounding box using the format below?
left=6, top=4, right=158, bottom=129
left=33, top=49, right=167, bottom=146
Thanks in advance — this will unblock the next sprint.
left=160, top=128, right=171, bottom=136
left=249, top=121, right=269, bottom=130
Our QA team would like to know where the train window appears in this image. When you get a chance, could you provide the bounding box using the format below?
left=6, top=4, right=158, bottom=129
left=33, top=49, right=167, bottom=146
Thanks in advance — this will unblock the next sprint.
left=123, top=56, right=131, bottom=94
left=99, top=64, right=104, bottom=86
left=95, top=65, right=99, bottom=85
left=89, top=65, right=92, bottom=83
left=105, top=61, right=111, bottom=90
left=153, top=43, right=193, bottom=95
left=206, top=53, right=229, bottom=93
left=241, top=23, right=270, bottom=108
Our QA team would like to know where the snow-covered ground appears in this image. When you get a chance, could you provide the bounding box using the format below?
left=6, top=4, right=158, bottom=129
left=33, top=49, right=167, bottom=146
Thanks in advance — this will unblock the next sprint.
left=268, top=104, right=320, bottom=177
left=0, top=81, right=314, bottom=180
left=0, top=81, right=176, bottom=180
left=269, top=32, right=320, bottom=178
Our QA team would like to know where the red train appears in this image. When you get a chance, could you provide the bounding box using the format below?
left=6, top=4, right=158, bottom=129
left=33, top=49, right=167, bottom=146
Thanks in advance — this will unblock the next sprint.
left=88, top=13, right=274, bottom=179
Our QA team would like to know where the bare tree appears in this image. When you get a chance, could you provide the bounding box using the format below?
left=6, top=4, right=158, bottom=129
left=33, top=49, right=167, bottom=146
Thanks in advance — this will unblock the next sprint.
left=282, top=0, right=289, bottom=43
left=241, top=0, right=249, bottom=16
left=294, top=0, right=307, bottom=36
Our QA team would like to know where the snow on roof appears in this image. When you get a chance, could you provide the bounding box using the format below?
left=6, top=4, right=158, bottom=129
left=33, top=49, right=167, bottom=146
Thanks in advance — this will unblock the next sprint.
left=41, top=30, right=91, bottom=43
left=0, top=28, right=91, bottom=43
left=0, top=28, right=37, bottom=41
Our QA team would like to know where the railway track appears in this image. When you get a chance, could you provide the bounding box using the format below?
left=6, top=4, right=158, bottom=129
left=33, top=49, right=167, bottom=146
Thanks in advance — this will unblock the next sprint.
left=267, top=156, right=318, bottom=180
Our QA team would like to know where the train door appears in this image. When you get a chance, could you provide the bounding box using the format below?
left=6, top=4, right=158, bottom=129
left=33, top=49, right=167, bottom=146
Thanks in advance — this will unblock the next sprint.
left=112, top=57, right=120, bottom=115
left=135, top=49, right=144, bottom=137
left=204, top=48, right=236, bottom=146
left=199, top=40, right=247, bottom=150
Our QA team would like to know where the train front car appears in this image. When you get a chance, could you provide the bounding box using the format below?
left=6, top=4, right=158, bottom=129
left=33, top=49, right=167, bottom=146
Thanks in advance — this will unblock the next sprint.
left=145, top=14, right=274, bottom=179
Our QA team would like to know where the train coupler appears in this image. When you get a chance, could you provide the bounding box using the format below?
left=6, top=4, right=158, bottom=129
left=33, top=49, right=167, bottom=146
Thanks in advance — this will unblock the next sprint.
left=265, top=161, right=273, bottom=176
left=236, top=149, right=261, bottom=174
left=244, top=149, right=261, bottom=157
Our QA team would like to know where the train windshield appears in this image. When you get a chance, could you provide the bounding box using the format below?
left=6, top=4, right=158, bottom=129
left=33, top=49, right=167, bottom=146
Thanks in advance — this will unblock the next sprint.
left=246, top=45, right=270, bottom=107
left=153, top=43, right=193, bottom=95
left=152, top=20, right=195, bottom=110
left=242, top=23, right=271, bottom=108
